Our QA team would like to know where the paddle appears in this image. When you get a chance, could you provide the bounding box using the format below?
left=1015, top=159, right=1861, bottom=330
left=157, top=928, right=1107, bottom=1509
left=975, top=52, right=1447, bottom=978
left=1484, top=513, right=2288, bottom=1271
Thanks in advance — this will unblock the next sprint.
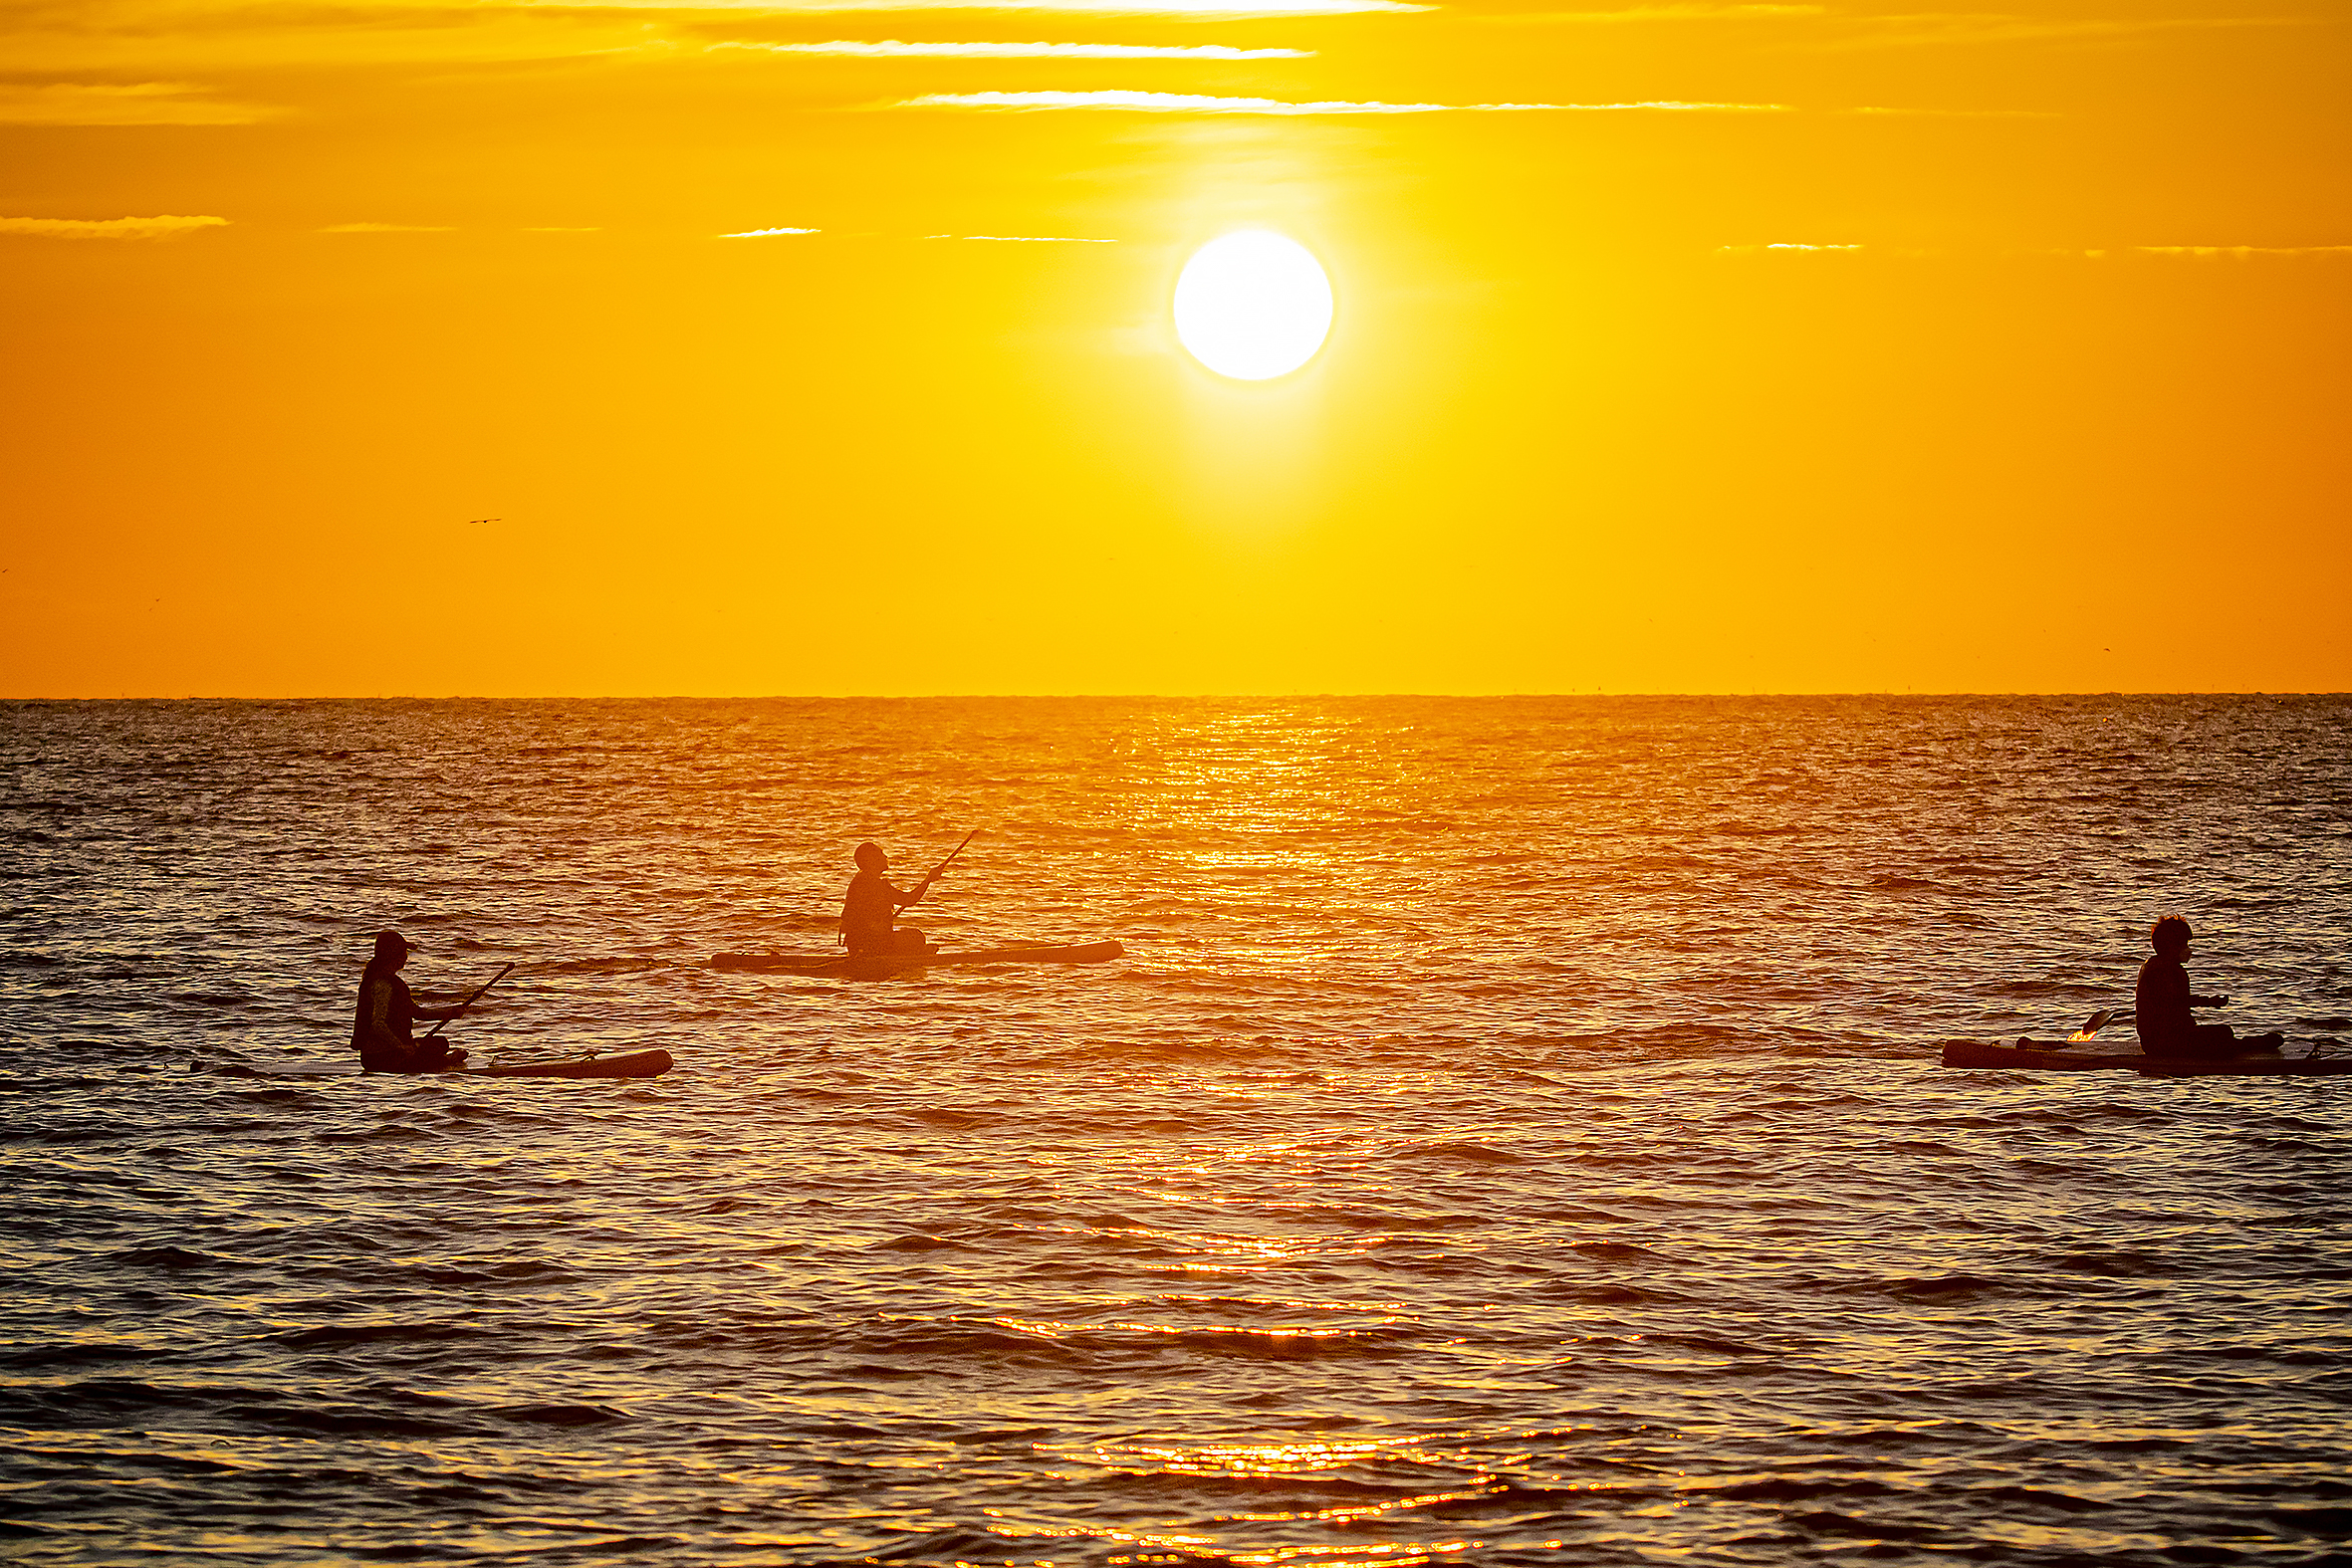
left=423, top=962, right=513, bottom=1040
left=903, top=828, right=979, bottom=911
left=2066, top=1007, right=2135, bottom=1043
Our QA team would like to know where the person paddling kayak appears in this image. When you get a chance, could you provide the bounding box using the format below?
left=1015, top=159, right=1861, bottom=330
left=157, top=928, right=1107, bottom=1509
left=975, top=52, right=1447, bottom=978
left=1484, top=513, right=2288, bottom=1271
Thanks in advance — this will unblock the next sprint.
left=353, top=930, right=472, bottom=1072
left=2135, top=916, right=2282, bottom=1059
left=839, top=841, right=948, bottom=957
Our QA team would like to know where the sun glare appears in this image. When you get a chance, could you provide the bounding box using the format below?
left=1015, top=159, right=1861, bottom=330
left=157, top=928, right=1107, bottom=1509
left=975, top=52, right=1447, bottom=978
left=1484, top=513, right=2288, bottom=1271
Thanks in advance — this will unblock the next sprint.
left=1173, top=231, right=1333, bottom=381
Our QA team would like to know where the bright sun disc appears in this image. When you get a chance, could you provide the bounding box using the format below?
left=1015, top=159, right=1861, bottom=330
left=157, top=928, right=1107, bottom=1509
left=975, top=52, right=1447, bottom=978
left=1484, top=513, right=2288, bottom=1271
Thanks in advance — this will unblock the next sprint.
left=1173, top=231, right=1333, bottom=381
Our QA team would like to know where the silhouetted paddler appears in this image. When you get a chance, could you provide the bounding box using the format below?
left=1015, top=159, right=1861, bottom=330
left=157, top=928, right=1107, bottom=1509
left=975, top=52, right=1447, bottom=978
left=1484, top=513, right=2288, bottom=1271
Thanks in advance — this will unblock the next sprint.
left=353, top=930, right=472, bottom=1072
left=839, top=843, right=935, bottom=957
left=2135, top=916, right=2282, bottom=1058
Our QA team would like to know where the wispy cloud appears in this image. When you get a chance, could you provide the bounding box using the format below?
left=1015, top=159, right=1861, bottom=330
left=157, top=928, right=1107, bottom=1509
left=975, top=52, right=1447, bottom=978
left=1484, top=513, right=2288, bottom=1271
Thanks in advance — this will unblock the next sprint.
left=0, top=214, right=230, bottom=240
left=718, top=226, right=822, bottom=237
left=1492, top=4, right=1825, bottom=21
left=899, top=90, right=1787, bottom=112
left=0, top=0, right=1405, bottom=83
left=1714, top=243, right=2352, bottom=261
left=2138, top=245, right=2352, bottom=257
left=320, top=222, right=454, bottom=232
left=549, top=0, right=1426, bottom=13
left=715, top=38, right=1309, bottom=58
left=1845, top=104, right=2058, bottom=116
left=0, top=83, right=281, bottom=125
left=1810, top=12, right=2310, bottom=51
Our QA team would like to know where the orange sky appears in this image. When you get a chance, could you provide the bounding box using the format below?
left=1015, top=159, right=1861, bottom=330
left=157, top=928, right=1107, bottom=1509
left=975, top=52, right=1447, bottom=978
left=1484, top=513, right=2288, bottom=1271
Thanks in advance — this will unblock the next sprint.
left=2, top=0, right=2345, bottom=695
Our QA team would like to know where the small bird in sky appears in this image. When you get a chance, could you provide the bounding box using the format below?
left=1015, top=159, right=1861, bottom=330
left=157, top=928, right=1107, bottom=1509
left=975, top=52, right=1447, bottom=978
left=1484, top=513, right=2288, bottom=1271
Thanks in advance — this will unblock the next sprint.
left=465, top=517, right=501, bottom=525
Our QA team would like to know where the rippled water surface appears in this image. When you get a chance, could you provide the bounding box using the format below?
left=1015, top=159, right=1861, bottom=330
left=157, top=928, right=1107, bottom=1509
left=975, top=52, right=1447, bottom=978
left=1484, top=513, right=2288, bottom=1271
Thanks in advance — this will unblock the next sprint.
left=5, top=696, right=2351, bottom=1567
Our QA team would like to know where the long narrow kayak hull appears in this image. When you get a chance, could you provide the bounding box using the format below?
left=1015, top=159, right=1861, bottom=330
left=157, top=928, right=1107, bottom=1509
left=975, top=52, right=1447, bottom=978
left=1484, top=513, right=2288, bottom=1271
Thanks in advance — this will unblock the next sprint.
left=463, top=1049, right=674, bottom=1079
left=711, top=940, right=1123, bottom=978
left=1942, top=1040, right=2352, bottom=1076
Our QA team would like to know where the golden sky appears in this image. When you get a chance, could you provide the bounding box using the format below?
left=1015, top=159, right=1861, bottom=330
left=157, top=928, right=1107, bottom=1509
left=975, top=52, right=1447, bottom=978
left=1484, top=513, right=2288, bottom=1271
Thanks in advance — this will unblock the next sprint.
left=2, top=0, right=2345, bottom=695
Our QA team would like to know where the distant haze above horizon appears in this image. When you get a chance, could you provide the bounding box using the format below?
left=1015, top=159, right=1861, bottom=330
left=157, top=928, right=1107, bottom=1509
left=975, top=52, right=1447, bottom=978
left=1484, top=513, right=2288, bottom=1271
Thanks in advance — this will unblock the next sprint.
left=2, top=0, right=2345, bottom=697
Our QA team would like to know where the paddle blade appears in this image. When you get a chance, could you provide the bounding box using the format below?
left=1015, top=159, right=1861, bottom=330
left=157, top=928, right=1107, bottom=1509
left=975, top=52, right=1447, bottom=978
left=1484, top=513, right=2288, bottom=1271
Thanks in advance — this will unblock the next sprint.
left=2064, top=1008, right=2136, bottom=1043
left=2066, top=1008, right=2114, bottom=1043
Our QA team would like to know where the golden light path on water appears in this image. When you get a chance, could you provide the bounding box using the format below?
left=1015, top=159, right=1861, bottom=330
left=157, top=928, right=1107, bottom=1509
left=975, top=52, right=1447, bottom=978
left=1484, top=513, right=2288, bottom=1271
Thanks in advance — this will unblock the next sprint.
left=2, top=697, right=2349, bottom=1567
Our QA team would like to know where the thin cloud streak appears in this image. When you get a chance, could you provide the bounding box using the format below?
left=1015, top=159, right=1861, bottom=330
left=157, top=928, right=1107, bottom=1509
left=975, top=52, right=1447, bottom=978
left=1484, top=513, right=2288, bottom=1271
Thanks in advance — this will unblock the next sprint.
left=899, top=90, right=1787, bottom=112
left=540, top=0, right=1428, bottom=13
left=1808, top=11, right=2311, bottom=50
left=1491, top=4, right=1825, bottom=21
left=718, top=226, right=822, bottom=237
left=1846, top=105, right=2058, bottom=116
left=0, top=0, right=1403, bottom=78
left=0, top=83, right=281, bottom=125
left=715, top=39, right=1310, bottom=58
left=1, top=4, right=703, bottom=75
left=0, top=213, right=230, bottom=239
left=1713, top=244, right=2352, bottom=260
left=2139, top=245, right=2352, bottom=257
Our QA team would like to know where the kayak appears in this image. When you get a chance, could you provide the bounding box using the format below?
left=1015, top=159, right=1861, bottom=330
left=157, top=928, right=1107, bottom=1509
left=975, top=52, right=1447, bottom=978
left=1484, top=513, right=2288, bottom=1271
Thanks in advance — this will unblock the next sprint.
left=1941, top=1040, right=2352, bottom=1077
left=461, top=1049, right=674, bottom=1079
left=710, top=940, right=1123, bottom=977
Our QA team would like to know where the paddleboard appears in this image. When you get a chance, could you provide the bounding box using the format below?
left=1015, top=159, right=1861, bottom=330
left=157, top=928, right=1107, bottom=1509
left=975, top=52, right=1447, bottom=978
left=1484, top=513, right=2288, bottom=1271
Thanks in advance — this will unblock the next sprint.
left=710, top=940, right=1123, bottom=977
left=1941, top=1040, right=2352, bottom=1076
left=458, top=1049, right=673, bottom=1078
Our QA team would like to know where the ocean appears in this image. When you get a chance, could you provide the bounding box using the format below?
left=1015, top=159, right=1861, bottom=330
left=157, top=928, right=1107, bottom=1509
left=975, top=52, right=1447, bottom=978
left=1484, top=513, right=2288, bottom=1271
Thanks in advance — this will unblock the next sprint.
left=3, top=695, right=2348, bottom=1566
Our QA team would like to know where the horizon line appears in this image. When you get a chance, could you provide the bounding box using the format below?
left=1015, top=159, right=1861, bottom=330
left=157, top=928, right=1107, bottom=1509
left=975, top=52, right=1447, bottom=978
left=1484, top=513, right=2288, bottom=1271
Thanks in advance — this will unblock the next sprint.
left=3, top=691, right=2344, bottom=703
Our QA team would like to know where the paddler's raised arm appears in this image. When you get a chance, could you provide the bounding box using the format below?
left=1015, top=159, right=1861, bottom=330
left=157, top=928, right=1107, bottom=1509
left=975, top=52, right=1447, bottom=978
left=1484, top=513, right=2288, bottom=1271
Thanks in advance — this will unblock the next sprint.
left=895, top=830, right=976, bottom=912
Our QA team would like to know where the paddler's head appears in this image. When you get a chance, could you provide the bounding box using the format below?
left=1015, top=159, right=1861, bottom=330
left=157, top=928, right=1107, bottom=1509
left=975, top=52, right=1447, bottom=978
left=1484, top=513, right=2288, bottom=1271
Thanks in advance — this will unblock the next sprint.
left=2151, top=915, right=2192, bottom=958
left=372, top=929, right=412, bottom=971
left=853, top=841, right=886, bottom=873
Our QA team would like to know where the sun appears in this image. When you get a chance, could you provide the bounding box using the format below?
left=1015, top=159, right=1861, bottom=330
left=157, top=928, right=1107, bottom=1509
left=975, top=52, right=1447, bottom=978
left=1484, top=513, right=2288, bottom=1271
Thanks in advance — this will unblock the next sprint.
left=1173, top=231, right=1334, bottom=381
